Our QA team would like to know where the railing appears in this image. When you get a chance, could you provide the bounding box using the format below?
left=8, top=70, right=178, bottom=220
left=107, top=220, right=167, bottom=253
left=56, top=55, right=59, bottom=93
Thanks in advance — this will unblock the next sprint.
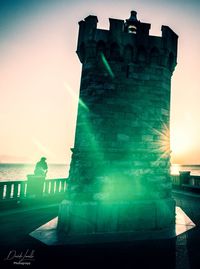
left=1, top=173, right=199, bottom=203
left=171, top=175, right=180, bottom=186
left=0, top=178, right=68, bottom=202
left=171, top=172, right=200, bottom=191
left=43, top=178, right=67, bottom=196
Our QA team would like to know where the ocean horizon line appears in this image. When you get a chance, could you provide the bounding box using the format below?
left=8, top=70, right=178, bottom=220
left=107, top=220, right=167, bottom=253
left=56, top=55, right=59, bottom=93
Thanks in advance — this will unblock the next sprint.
left=0, top=163, right=200, bottom=181
left=1, top=162, right=200, bottom=166
left=0, top=163, right=69, bottom=165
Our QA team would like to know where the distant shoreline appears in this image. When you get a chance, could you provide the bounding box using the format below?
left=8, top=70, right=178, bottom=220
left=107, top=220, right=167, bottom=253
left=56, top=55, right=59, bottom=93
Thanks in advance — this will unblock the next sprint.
left=0, top=163, right=69, bottom=165
left=0, top=163, right=200, bottom=166
left=181, top=164, right=200, bottom=167
left=0, top=163, right=200, bottom=181
left=0, top=163, right=69, bottom=181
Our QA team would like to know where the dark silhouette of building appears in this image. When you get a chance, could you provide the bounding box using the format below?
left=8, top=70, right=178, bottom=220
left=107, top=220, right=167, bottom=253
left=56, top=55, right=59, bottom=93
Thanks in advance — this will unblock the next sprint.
left=58, top=11, right=178, bottom=241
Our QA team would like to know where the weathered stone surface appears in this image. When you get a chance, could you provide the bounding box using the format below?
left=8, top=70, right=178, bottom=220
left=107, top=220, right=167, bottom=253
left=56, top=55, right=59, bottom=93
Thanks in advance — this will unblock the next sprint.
left=58, top=199, right=175, bottom=236
left=96, top=202, right=119, bottom=232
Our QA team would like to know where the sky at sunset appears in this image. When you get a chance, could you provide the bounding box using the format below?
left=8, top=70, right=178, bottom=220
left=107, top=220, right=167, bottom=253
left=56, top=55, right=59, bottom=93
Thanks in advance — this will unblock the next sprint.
left=0, top=0, right=200, bottom=165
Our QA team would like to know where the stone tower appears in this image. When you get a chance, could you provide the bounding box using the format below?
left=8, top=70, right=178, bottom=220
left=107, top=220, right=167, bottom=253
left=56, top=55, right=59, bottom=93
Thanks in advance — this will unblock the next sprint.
left=58, top=11, right=178, bottom=241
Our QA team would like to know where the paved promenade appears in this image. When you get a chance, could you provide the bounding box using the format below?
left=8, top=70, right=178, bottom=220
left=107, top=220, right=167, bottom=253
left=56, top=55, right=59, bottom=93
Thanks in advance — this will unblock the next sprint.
left=0, top=191, right=199, bottom=269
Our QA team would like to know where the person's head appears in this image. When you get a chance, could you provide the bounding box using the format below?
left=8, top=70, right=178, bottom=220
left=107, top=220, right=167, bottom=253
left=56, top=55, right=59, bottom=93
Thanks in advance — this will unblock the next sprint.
left=40, top=157, right=47, bottom=162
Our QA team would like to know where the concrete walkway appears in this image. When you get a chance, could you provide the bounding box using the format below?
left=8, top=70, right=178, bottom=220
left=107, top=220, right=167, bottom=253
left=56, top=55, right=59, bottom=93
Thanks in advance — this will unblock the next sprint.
left=0, top=191, right=199, bottom=269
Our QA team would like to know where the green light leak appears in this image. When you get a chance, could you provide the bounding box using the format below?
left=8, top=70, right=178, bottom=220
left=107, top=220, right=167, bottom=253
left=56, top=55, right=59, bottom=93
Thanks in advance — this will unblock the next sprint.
left=101, top=174, right=138, bottom=201
left=32, top=137, right=56, bottom=158
left=64, top=82, right=89, bottom=112
left=100, top=52, right=115, bottom=78
left=79, top=98, right=89, bottom=112
left=65, top=71, right=171, bottom=201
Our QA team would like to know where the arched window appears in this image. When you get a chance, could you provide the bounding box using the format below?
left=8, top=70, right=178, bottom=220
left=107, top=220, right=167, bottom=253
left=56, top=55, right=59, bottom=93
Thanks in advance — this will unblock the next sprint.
left=110, top=43, right=120, bottom=60
left=150, top=47, right=160, bottom=65
left=128, top=25, right=137, bottom=34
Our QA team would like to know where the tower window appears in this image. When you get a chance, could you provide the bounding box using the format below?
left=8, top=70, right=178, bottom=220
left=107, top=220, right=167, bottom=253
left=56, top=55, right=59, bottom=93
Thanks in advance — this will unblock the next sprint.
left=128, top=25, right=137, bottom=34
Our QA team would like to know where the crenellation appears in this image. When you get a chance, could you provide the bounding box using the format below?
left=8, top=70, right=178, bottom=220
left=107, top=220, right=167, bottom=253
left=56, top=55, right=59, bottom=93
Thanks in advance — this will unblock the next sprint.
left=84, top=15, right=98, bottom=41
left=77, top=13, right=178, bottom=73
left=109, top=18, right=124, bottom=43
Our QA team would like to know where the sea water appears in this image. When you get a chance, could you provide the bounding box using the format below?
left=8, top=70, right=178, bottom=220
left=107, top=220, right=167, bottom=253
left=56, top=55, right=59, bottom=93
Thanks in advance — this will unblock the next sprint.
left=170, top=164, right=200, bottom=176
left=0, top=163, right=200, bottom=182
left=0, top=163, right=69, bottom=181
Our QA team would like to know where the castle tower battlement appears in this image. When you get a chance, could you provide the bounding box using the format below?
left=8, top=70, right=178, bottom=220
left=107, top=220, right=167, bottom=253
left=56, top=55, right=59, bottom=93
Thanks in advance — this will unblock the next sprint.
left=77, top=11, right=177, bottom=72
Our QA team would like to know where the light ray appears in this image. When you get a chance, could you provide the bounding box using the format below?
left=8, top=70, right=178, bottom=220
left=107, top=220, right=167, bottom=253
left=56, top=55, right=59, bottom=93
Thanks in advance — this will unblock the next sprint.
left=64, top=82, right=89, bottom=112
left=32, top=137, right=56, bottom=158
left=100, top=52, right=115, bottom=78
left=143, top=121, right=171, bottom=168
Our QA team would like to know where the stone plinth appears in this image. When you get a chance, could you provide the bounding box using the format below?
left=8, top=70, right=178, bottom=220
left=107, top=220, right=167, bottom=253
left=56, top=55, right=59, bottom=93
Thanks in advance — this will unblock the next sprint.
left=26, top=175, right=45, bottom=197
left=57, top=198, right=175, bottom=239
left=30, top=205, right=195, bottom=245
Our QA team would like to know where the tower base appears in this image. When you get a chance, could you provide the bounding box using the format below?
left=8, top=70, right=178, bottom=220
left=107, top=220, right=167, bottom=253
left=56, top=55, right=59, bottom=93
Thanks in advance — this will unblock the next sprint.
left=29, top=203, right=195, bottom=245
left=32, top=198, right=197, bottom=245
left=57, top=198, right=175, bottom=240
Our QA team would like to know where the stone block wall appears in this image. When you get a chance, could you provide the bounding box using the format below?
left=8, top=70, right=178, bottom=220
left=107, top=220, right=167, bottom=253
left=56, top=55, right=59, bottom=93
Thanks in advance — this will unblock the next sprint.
left=67, top=12, right=178, bottom=202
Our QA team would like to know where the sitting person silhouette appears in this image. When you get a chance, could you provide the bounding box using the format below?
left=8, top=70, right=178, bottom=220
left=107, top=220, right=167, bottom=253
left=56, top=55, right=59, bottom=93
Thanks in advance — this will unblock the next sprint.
left=34, top=157, right=48, bottom=177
